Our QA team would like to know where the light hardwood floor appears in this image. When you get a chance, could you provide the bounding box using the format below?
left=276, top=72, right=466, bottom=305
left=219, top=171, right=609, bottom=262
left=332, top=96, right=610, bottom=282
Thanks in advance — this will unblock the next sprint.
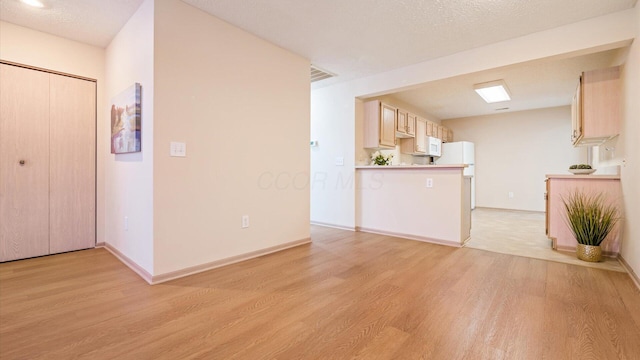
left=1, top=226, right=639, bottom=359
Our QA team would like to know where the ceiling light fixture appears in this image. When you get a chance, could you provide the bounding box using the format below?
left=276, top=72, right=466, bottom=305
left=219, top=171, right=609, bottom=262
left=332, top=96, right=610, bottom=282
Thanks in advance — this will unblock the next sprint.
left=20, top=0, right=45, bottom=8
left=474, top=80, right=511, bottom=103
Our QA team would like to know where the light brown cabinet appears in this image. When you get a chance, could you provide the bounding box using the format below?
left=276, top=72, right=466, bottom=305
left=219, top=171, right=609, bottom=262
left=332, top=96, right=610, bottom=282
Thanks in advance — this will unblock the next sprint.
left=364, top=100, right=396, bottom=149
left=424, top=121, right=451, bottom=141
left=400, top=116, right=427, bottom=154
left=426, top=121, right=434, bottom=137
left=406, top=113, right=416, bottom=137
left=396, top=110, right=416, bottom=138
left=546, top=175, right=621, bottom=255
left=430, top=123, right=438, bottom=138
left=572, top=66, right=620, bottom=146
left=0, top=63, right=96, bottom=262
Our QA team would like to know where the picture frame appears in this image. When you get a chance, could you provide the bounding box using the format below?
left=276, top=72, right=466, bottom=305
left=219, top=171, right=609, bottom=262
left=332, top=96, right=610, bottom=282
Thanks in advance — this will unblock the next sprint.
left=110, top=83, right=141, bottom=154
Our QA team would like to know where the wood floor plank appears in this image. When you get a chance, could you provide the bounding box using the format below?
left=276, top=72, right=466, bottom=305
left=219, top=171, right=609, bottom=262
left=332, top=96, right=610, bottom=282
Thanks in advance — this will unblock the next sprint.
left=1, top=226, right=639, bottom=359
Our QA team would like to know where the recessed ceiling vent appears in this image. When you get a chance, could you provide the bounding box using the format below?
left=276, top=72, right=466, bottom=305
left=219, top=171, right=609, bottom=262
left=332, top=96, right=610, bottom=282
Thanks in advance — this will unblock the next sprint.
left=311, top=65, right=335, bottom=82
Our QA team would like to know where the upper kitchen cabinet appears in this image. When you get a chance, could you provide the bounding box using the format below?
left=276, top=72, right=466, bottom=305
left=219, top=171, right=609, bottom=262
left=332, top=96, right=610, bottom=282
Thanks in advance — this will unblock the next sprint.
left=426, top=121, right=435, bottom=137
left=400, top=116, right=427, bottom=155
left=571, top=66, right=620, bottom=146
left=364, top=100, right=397, bottom=149
left=447, top=129, right=454, bottom=142
left=396, top=110, right=416, bottom=138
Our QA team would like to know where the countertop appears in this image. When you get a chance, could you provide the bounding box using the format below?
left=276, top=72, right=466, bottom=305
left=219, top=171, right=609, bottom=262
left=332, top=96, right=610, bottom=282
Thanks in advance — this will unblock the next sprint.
left=546, top=174, right=620, bottom=180
left=355, top=164, right=467, bottom=169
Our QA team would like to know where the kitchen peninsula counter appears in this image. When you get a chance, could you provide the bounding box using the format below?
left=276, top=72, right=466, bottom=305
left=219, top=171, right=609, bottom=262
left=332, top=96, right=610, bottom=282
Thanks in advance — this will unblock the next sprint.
left=355, top=165, right=471, bottom=247
left=355, top=164, right=467, bottom=169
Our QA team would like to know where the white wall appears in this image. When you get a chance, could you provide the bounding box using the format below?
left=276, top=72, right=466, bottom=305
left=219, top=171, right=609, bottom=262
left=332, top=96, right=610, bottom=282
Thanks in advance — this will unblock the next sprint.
left=311, top=84, right=356, bottom=229
left=0, top=21, right=107, bottom=245
left=104, top=0, right=154, bottom=274
left=442, top=107, right=587, bottom=211
left=152, top=0, right=310, bottom=275
left=594, top=4, right=640, bottom=279
left=620, top=3, right=640, bottom=281
left=311, top=8, right=637, bottom=229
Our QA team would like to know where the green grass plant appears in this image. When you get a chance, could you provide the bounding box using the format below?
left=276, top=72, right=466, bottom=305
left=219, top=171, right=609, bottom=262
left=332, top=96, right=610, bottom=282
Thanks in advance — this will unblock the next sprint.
left=562, top=191, right=619, bottom=246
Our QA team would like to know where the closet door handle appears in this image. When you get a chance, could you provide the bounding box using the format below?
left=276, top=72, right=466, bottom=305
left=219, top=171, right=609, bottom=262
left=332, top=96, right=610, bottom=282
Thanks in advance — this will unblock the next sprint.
left=19, top=160, right=25, bottom=166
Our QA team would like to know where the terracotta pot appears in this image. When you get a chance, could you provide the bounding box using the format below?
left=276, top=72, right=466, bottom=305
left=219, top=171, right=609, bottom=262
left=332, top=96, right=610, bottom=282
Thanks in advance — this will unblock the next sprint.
left=576, top=244, right=602, bottom=262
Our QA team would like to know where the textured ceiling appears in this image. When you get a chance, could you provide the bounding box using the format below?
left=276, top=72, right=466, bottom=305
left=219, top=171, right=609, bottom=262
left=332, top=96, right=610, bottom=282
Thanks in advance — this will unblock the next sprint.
left=0, top=0, right=144, bottom=47
left=183, top=0, right=636, bottom=86
left=1, top=0, right=636, bottom=119
left=388, top=48, right=626, bottom=120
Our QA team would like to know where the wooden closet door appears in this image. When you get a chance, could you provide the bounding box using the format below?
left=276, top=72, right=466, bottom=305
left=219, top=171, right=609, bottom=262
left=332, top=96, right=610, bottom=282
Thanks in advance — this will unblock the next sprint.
left=49, top=74, right=96, bottom=254
left=0, top=64, right=51, bottom=262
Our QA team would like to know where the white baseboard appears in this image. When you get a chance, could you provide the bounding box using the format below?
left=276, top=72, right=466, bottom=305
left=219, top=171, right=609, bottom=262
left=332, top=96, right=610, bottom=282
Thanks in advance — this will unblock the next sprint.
left=356, top=227, right=462, bottom=248
left=311, top=221, right=356, bottom=231
left=619, top=255, right=640, bottom=291
left=103, top=243, right=153, bottom=284
left=151, top=238, right=311, bottom=284
left=103, top=238, right=311, bottom=285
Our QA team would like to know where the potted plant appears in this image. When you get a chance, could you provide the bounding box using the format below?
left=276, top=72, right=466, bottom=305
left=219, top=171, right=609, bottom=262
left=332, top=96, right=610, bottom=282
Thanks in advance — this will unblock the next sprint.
left=562, top=191, right=619, bottom=262
left=370, top=151, right=393, bottom=166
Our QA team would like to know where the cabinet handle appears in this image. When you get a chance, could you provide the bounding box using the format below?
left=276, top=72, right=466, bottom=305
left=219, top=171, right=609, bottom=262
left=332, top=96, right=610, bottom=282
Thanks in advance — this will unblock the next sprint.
left=19, top=160, right=25, bottom=166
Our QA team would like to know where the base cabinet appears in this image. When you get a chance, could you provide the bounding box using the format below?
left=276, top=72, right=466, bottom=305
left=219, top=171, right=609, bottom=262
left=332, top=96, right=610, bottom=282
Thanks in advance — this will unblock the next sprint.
left=546, top=175, right=622, bottom=255
left=0, top=63, right=96, bottom=262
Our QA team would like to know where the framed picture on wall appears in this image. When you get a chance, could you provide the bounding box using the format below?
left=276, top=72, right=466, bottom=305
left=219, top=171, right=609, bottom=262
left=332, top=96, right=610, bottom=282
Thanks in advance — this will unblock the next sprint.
left=110, top=83, right=141, bottom=154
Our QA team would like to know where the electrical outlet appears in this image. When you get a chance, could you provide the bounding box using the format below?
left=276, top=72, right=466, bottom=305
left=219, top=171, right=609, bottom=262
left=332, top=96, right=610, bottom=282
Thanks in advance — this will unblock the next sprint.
left=242, top=215, right=249, bottom=229
left=426, top=178, right=433, bottom=188
left=124, top=216, right=129, bottom=231
left=335, top=156, right=344, bottom=166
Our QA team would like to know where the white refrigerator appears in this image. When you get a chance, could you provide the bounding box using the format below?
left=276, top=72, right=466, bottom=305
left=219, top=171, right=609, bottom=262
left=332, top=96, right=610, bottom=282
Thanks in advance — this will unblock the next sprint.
left=436, top=141, right=475, bottom=209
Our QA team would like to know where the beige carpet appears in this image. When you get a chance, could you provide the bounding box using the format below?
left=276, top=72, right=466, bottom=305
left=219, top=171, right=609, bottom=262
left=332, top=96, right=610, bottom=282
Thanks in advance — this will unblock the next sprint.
left=465, top=207, right=625, bottom=272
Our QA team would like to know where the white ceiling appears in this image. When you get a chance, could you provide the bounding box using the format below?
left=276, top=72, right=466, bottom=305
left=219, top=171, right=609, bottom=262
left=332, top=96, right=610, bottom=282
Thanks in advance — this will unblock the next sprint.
left=0, top=0, right=145, bottom=47
left=388, top=48, right=627, bottom=120
left=1, top=0, right=636, bottom=119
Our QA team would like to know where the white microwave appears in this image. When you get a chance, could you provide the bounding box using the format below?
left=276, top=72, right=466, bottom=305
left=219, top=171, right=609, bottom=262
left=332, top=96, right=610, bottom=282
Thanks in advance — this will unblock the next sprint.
left=425, top=136, right=442, bottom=157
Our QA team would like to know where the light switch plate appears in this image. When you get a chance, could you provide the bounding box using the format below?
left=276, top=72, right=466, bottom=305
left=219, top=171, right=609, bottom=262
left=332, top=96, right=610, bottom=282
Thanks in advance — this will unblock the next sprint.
left=335, top=156, right=344, bottom=166
left=170, top=142, right=186, bottom=157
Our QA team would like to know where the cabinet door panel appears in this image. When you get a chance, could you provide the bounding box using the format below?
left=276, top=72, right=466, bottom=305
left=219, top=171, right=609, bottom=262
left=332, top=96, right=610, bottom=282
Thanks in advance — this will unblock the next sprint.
left=49, top=74, right=96, bottom=254
left=407, top=113, right=416, bottom=136
left=0, top=64, right=51, bottom=261
left=415, top=118, right=426, bottom=152
left=396, top=109, right=407, bottom=133
left=380, top=103, right=396, bottom=148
